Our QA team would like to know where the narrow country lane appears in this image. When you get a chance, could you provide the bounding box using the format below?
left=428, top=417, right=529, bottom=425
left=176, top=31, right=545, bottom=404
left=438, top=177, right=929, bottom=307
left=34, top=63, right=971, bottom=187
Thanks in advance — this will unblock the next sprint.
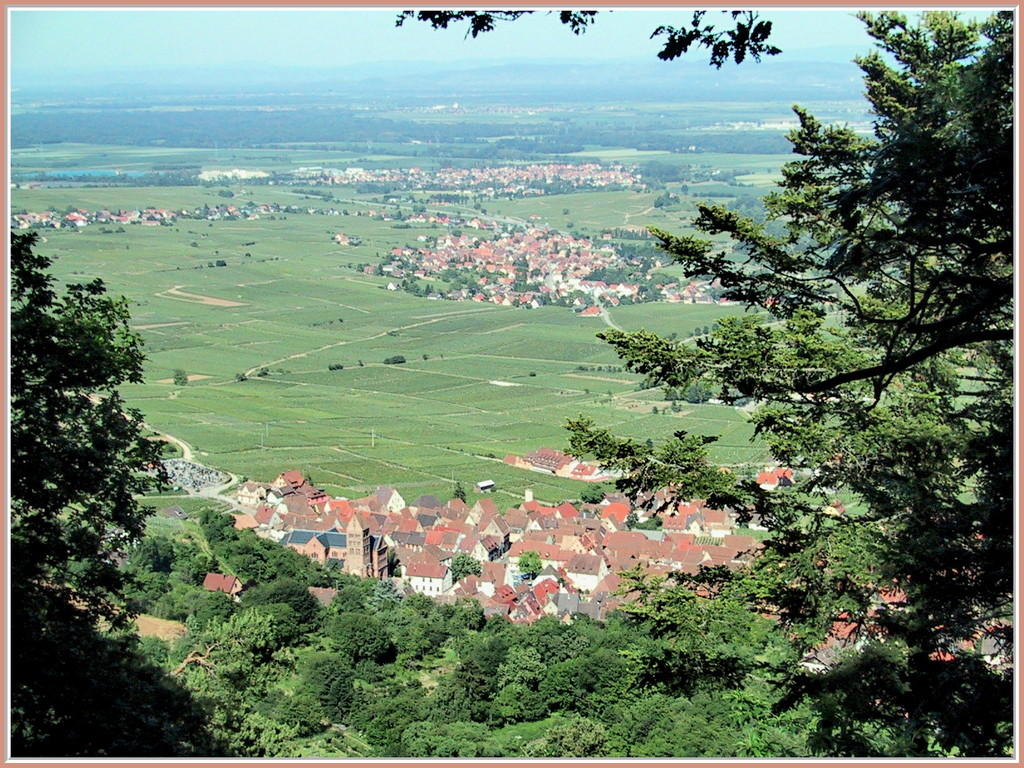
left=148, top=427, right=249, bottom=513
left=599, top=306, right=622, bottom=331
left=149, top=428, right=194, bottom=462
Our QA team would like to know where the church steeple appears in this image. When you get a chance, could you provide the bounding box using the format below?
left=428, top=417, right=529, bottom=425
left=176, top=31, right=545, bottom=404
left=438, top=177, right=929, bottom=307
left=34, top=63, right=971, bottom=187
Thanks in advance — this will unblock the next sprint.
left=346, top=513, right=371, bottom=577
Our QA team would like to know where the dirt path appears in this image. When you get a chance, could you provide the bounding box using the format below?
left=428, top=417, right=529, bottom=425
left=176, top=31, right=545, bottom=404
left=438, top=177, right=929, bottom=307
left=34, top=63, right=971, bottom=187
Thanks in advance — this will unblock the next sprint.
left=148, top=429, right=194, bottom=461
left=477, top=323, right=525, bottom=335
left=563, top=373, right=631, bottom=384
left=241, top=308, right=503, bottom=377
left=155, top=286, right=247, bottom=307
left=599, top=306, right=622, bottom=331
left=623, top=205, right=655, bottom=222
left=133, top=321, right=190, bottom=331
left=146, top=428, right=249, bottom=512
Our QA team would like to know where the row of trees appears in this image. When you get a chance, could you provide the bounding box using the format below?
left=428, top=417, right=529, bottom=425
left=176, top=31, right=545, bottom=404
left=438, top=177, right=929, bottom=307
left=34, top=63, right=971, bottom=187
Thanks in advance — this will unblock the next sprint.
left=12, top=105, right=791, bottom=158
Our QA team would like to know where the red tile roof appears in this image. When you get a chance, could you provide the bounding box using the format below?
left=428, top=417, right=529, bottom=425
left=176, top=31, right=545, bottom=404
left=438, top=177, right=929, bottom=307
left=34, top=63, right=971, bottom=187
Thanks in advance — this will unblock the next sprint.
left=203, top=573, right=240, bottom=594
left=406, top=561, right=448, bottom=579
left=231, top=513, right=258, bottom=530
left=277, top=470, right=305, bottom=487
left=601, top=502, right=631, bottom=523
left=565, top=553, right=603, bottom=575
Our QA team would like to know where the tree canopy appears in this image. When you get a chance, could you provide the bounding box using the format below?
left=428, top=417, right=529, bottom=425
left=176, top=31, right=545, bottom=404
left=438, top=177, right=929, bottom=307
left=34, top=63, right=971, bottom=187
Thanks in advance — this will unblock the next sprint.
left=451, top=552, right=483, bottom=582
left=518, top=550, right=543, bottom=578
left=568, top=11, right=1014, bottom=757
left=10, top=232, right=213, bottom=755
left=397, top=9, right=780, bottom=68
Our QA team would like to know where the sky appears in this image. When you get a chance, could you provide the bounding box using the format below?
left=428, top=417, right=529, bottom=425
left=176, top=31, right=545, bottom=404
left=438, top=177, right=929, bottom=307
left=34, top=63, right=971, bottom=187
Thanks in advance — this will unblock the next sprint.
left=9, top=6, right=997, bottom=76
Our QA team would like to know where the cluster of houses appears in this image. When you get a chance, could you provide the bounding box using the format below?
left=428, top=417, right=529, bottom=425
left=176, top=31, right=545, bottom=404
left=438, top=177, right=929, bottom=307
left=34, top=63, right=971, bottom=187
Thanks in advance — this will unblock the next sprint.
left=289, top=162, right=644, bottom=196
left=221, top=469, right=766, bottom=624
left=503, top=448, right=612, bottom=483
left=376, top=221, right=740, bottom=311
left=11, top=197, right=513, bottom=233
left=11, top=207, right=178, bottom=229
left=659, top=279, right=730, bottom=305
left=378, top=225, right=650, bottom=309
left=201, top=466, right=1016, bottom=674
left=10, top=201, right=316, bottom=231
left=344, top=209, right=494, bottom=230
left=196, top=168, right=271, bottom=182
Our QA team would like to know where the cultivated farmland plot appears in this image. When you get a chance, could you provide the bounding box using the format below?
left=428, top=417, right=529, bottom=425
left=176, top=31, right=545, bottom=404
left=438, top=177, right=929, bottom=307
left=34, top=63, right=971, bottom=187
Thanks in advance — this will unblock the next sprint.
left=12, top=154, right=774, bottom=504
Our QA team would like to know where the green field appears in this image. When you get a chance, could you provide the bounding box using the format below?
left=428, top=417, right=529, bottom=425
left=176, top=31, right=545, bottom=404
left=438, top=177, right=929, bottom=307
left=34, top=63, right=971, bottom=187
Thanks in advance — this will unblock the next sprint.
left=12, top=157, right=773, bottom=506
left=10, top=143, right=418, bottom=175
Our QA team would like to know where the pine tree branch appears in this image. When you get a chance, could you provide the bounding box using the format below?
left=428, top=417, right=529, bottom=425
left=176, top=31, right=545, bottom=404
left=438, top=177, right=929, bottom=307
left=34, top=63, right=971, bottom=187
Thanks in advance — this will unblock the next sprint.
left=800, top=328, right=1012, bottom=394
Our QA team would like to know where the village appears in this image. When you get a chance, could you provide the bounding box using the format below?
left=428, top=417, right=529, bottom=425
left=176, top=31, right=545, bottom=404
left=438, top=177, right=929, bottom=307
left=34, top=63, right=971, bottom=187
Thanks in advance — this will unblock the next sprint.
left=288, top=161, right=644, bottom=196
left=9, top=199, right=498, bottom=244
left=207, top=460, right=798, bottom=625
left=374, top=223, right=729, bottom=309
left=9, top=200, right=311, bottom=230
left=211, top=463, right=1012, bottom=671
left=11, top=198, right=728, bottom=312
left=10, top=161, right=644, bottom=232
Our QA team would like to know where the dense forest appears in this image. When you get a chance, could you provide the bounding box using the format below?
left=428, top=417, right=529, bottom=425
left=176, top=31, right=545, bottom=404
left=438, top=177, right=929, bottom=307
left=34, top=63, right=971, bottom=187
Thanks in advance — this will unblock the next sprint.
left=111, top=508, right=814, bottom=758
left=10, top=106, right=790, bottom=157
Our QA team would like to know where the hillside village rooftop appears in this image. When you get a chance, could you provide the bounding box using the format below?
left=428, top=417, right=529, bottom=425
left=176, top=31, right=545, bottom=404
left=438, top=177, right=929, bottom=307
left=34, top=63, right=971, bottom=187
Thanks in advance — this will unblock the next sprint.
left=233, top=468, right=771, bottom=624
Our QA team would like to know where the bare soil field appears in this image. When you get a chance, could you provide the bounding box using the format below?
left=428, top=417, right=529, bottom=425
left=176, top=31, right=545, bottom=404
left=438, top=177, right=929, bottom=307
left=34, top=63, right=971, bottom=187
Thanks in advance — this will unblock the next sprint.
left=135, top=614, right=187, bottom=642
left=563, top=373, right=634, bottom=384
left=155, top=374, right=213, bottom=384
left=477, top=323, right=526, bottom=335
left=156, top=286, right=247, bottom=307
left=133, top=321, right=190, bottom=331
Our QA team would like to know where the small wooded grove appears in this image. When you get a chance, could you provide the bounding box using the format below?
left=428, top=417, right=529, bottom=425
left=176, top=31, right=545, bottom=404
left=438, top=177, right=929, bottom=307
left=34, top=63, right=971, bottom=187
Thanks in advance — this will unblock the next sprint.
left=120, top=509, right=819, bottom=758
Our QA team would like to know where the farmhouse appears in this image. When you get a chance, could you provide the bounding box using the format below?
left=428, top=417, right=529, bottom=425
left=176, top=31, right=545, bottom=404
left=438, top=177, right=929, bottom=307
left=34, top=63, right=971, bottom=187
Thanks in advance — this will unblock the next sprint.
left=236, top=481, right=270, bottom=507
left=202, top=573, right=243, bottom=597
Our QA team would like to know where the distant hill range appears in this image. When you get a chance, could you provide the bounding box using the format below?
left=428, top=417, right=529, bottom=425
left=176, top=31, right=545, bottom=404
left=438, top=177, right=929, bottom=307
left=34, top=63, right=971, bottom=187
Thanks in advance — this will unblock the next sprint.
left=13, top=55, right=863, bottom=106
left=351, top=57, right=864, bottom=103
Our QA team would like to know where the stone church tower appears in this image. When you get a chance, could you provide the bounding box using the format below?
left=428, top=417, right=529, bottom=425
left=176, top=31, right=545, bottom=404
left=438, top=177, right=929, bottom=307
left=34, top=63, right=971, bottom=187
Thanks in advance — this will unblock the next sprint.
left=345, top=514, right=372, bottom=577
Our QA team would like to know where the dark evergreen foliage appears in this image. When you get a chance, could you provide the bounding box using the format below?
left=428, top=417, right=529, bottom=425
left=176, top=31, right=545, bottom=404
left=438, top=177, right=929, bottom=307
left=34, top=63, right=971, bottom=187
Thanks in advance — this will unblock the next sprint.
left=567, top=12, right=1014, bottom=757
left=10, top=232, right=216, bottom=756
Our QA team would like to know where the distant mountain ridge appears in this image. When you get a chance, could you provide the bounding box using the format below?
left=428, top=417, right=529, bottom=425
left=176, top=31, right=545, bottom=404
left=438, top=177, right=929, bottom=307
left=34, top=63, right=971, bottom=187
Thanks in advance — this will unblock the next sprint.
left=13, top=55, right=863, bottom=106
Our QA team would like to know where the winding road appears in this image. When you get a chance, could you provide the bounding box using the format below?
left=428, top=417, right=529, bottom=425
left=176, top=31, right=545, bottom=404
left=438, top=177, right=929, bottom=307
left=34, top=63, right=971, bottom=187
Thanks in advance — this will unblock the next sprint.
left=148, top=428, right=250, bottom=513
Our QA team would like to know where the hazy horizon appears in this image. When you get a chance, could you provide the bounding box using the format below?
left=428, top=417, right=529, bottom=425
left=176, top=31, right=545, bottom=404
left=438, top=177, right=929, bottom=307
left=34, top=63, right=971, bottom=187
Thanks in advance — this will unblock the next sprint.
left=8, top=7, right=913, bottom=80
